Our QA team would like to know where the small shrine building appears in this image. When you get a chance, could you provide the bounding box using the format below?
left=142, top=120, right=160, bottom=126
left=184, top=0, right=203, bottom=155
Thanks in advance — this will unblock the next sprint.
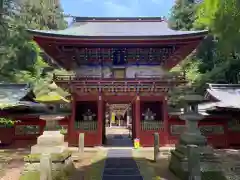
left=27, top=17, right=208, bottom=146
left=0, top=84, right=70, bottom=145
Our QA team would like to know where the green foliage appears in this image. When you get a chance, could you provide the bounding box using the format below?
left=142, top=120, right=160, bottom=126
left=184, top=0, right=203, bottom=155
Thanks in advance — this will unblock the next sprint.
left=24, top=151, right=72, bottom=162
left=19, top=167, right=74, bottom=180
left=195, top=0, right=240, bottom=53
left=169, top=0, right=198, bottom=30
left=0, top=0, right=68, bottom=98
left=0, top=117, right=19, bottom=127
left=169, top=0, right=240, bottom=102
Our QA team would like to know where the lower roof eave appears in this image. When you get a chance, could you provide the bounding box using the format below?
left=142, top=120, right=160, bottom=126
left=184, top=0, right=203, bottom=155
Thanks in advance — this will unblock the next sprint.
left=28, top=30, right=208, bottom=41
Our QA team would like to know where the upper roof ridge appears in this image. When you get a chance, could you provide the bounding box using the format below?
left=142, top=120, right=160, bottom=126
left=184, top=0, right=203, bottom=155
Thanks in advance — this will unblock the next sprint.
left=74, top=16, right=165, bottom=22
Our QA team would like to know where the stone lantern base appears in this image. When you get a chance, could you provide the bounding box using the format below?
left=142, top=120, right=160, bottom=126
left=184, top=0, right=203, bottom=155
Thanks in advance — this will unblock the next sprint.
left=169, top=143, right=225, bottom=180
left=22, top=131, right=73, bottom=178
left=31, top=131, right=68, bottom=154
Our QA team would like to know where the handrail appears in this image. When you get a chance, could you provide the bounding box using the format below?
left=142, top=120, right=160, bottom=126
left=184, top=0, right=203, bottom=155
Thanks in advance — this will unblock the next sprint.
left=53, top=74, right=186, bottom=82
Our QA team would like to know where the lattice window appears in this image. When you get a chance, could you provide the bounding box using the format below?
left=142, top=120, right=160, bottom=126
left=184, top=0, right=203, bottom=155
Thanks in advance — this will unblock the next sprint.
left=15, top=125, right=40, bottom=135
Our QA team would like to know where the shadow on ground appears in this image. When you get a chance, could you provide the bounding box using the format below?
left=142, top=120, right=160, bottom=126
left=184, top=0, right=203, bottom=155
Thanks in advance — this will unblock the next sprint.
left=70, top=150, right=179, bottom=180
left=104, top=134, right=133, bottom=147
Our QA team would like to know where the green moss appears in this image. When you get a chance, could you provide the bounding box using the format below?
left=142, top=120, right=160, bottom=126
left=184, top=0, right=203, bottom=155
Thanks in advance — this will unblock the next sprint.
left=20, top=162, right=75, bottom=180
left=19, top=171, right=40, bottom=180
left=35, top=93, right=69, bottom=103
left=169, top=153, right=227, bottom=180
left=24, top=151, right=72, bottom=163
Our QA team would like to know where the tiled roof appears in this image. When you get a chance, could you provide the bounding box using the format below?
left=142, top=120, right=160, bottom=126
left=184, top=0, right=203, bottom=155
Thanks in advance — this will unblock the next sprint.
left=28, top=17, right=208, bottom=38
left=0, top=83, right=34, bottom=107
left=200, top=84, right=240, bottom=110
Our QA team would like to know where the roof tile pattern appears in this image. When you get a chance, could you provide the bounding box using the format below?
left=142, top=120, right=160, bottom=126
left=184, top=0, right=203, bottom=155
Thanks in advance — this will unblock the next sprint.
left=29, top=17, right=208, bottom=37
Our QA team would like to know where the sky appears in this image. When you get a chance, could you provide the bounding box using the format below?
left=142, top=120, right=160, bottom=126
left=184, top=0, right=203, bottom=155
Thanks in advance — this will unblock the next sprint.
left=60, top=0, right=175, bottom=18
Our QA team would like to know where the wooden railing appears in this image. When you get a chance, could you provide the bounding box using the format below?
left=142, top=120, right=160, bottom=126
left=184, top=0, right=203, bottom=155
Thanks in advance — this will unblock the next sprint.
left=53, top=74, right=186, bottom=93
left=75, top=121, right=98, bottom=131
left=54, top=74, right=185, bottom=82
left=141, top=121, right=164, bottom=131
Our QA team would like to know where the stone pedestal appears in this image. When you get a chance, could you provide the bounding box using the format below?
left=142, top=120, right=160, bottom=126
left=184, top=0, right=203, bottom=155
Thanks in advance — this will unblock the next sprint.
left=31, top=131, right=68, bottom=154
left=21, top=115, right=74, bottom=180
left=169, top=95, right=225, bottom=180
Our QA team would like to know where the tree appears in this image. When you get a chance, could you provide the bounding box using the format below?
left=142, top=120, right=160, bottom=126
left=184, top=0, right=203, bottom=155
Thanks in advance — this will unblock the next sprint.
left=169, top=0, right=198, bottom=30
left=169, top=0, right=240, bottom=98
left=0, top=0, right=68, bottom=93
left=195, top=0, right=240, bottom=53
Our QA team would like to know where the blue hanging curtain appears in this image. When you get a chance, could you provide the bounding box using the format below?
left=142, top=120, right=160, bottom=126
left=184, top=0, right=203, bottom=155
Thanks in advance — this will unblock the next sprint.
left=112, top=49, right=125, bottom=66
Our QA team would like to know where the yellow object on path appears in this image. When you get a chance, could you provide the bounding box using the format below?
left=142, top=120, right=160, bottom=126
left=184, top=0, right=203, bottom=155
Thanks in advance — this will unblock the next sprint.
left=111, top=112, right=116, bottom=123
left=134, top=138, right=140, bottom=149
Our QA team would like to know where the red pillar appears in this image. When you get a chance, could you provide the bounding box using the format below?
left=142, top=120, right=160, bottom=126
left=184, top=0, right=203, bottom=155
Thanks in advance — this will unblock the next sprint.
left=135, top=96, right=141, bottom=139
left=97, top=95, right=103, bottom=146
left=68, top=93, right=76, bottom=145
left=163, top=96, right=169, bottom=145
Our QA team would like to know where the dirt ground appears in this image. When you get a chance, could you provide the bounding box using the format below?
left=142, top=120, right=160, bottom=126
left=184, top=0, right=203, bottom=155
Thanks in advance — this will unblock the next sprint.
left=0, top=148, right=30, bottom=180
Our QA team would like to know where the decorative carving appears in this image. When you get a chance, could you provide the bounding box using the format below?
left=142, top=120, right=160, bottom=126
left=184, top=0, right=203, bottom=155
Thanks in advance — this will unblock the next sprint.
left=57, top=46, right=179, bottom=65
left=82, top=109, right=96, bottom=121
left=142, top=108, right=156, bottom=121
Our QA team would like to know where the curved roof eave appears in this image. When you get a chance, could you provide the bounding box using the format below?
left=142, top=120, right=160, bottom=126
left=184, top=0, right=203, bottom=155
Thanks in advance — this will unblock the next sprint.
left=27, top=29, right=208, bottom=40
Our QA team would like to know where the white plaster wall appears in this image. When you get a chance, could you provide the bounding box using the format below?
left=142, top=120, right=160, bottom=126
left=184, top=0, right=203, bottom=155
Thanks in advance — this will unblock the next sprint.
left=126, top=66, right=169, bottom=78
left=74, top=66, right=111, bottom=77
left=74, top=65, right=169, bottom=78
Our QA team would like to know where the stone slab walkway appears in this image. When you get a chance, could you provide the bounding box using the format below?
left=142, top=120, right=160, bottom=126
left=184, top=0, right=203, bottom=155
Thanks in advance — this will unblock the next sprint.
left=102, top=149, right=143, bottom=180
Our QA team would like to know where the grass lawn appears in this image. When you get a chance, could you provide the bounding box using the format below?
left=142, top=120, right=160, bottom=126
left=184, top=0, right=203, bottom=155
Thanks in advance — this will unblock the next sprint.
left=133, top=149, right=180, bottom=180
left=71, top=149, right=107, bottom=180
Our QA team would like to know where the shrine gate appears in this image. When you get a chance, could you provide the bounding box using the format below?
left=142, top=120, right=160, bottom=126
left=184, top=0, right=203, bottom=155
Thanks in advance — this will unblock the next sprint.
left=28, top=17, right=208, bottom=146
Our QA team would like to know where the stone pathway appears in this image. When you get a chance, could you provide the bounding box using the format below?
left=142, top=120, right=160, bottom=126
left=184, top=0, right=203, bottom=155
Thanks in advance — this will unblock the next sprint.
left=102, top=149, right=143, bottom=180
left=105, top=127, right=133, bottom=147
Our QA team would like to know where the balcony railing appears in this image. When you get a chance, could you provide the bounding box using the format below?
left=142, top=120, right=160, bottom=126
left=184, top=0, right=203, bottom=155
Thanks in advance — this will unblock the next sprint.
left=53, top=74, right=186, bottom=82
left=53, top=74, right=186, bottom=93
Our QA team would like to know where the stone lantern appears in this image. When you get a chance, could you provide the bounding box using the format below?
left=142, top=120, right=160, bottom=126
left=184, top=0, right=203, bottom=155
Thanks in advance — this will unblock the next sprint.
left=169, top=94, right=223, bottom=179
left=31, top=115, right=68, bottom=154
left=176, top=94, right=207, bottom=153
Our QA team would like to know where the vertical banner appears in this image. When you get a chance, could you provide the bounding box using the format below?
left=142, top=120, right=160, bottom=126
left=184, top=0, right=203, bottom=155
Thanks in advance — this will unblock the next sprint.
left=111, top=112, right=116, bottom=123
